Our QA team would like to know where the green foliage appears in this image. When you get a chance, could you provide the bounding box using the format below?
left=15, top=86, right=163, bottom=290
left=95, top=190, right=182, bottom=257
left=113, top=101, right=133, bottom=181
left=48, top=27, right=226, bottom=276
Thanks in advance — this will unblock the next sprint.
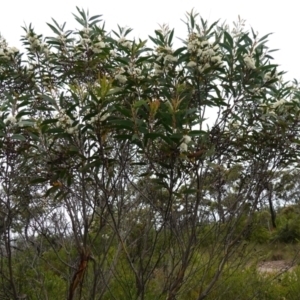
left=272, top=205, right=300, bottom=243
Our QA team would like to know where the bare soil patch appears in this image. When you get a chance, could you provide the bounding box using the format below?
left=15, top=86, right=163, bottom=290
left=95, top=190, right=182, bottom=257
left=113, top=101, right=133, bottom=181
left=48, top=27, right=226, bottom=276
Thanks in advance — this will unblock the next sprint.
left=258, top=260, right=296, bottom=274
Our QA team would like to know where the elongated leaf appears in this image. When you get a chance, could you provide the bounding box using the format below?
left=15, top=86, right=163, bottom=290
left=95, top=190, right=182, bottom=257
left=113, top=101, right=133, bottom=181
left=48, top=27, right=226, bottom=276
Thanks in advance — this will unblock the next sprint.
left=11, top=134, right=26, bottom=141
left=30, top=178, right=48, bottom=184
left=41, top=94, right=59, bottom=109
left=224, top=31, right=233, bottom=47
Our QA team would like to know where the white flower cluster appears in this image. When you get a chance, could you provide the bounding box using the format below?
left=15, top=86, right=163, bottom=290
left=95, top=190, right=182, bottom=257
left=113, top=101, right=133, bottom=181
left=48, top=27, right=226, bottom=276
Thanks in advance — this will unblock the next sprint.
left=0, top=36, right=19, bottom=60
left=2, top=113, right=29, bottom=127
left=80, top=38, right=91, bottom=47
left=4, top=114, right=17, bottom=125
left=187, top=61, right=197, bottom=68
left=88, top=112, right=110, bottom=124
left=154, top=63, right=164, bottom=75
left=157, top=46, right=177, bottom=63
left=91, top=36, right=108, bottom=54
left=272, top=99, right=286, bottom=109
left=118, top=37, right=131, bottom=49
left=0, top=47, right=19, bottom=60
left=57, top=34, right=67, bottom=44
left=263, top=71, right=277, bottom=82
left=79, top=26, right=108, bottom=54
left=114, top=67, right=127, bottom=83
left=229, top=121, right=241, bottom=129
left=109, top=49, right=117, bottom=57
left=127, top=62, right=144, bottom=80
left=154, top=46, right=178, bottom=75
left=179, top=135, right=192, bottom=152
left=26, top=32, right=50, bottom=56
left=55, top=109, right=77, bottom=134
left=243, top=54, right=256, bottom=69
left=186, top=33, right=222, bottom=71
left=81, top=27, right=92, bottom=37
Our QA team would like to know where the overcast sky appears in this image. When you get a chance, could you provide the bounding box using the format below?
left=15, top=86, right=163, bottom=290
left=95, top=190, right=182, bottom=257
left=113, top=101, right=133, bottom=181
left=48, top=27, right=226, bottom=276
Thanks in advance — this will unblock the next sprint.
left=1, top=0, right=299, bottom=81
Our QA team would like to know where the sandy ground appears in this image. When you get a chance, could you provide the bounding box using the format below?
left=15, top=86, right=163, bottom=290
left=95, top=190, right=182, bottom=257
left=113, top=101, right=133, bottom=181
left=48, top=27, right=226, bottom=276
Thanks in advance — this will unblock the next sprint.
left=257, top=260, right=296, bottom=274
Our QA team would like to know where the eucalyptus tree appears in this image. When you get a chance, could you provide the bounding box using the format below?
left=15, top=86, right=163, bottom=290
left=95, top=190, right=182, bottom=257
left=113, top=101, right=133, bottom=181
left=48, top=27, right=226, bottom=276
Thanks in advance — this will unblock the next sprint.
left=0, top=8, right=299, bottom=300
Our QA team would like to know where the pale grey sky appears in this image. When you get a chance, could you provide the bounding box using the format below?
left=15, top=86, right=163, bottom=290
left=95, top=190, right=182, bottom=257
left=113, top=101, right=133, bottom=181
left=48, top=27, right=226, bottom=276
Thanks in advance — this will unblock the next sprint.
left=1, top=0, right=299, bottom=81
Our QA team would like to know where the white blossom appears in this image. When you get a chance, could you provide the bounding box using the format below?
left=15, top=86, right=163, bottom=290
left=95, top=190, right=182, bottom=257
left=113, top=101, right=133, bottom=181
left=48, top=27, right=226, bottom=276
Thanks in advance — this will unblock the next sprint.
left=118, top=37, right=131, bottom=48
left=89, top=116, right=96, bottom=124
left=264, top=71, right=277, bottom=82
left=40, top=44, right=50, bottom=56
left=4, top=114, right=17, bottom=125
left=164, top=54, right=177, bottom=63
left=243, top=54, right=256, bottom=69
left=92, top=47, right=102, bottom=54
left=58, top=34, right=66, bottom=42
left=204, top=48, right=215, bottom=57
left=213, top=44, right=220, bottom=51
left=56, top=110, right=74, bottom=129
left=154, top=63, right=163, bottom=74
left=272, top=99, right=286, bottom=109
left=7, top=47, right=19, bottom=55
left=230, top=122, right=240, bottom=128
left=187, top=61, right=197, bottom=68
left=72, top=111, right=79, bottom=119
left=198, top=63, right=210, bottom=72
left=115, top=73, right=127, bottom=83
left=128, top=67, right=144, bottom=79
left=211, top=55, right=222, bottom=65
left=179, top=142, right=188, bottom=152
left=88, top=112, right=110, bottom=124
left=187, top=43, right=197, bottom=52
left=102, top=234, right=109, bottom=240
left=110, top=49, right=117, bottom=57
left=100, top=113, right=110, bottom=122
left=80, top=38, right=91, bottom=47
left=81, top=27, right=92, bottom=37
left=196, top=49, right=203, bottom=57
left=181, top=135, right=192, bottom=144
left=66, top=127, right=76, bottom=134
left=94, top=41, right=106, bottom=48
left=164, top=46, right=173, bottom=52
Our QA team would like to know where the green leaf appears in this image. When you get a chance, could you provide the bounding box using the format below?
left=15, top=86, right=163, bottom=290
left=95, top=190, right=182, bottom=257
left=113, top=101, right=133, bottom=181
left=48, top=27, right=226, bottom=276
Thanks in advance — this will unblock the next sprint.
left=181, top=188, right=198, bottom=195
left=173, top=47, right=186, bottom=56
left=133, top=100, right=147, bottom=108
left=113, top=105, right=132, bottom=118
left=41, top=94, right=59, bottom=109
left=11, top=134, right=26, bottom=141
left=27, top=132, right=40, bottom=141
left=68, top=145, right=80, bottom=153
left=144, top=133, right=163, bottom=140
left=139, top=172, right=151, bottom=177
left=224, top=31, right=233, bottom=48
left=168, top=29, right=174, bottom=46
left=189, top=130, right=207, bottom=137
left=30, top=178, right=48, bottom=184
left=155, top=30, right=165, bottom=43
left=109, top=119, right=134, bottom=129
left=41, top=118, right=59, bottom=125
left=113, top=134, right=132, bottom=140
left=17, top=120, right=35, bottom=127
left=46, top=22, right=61, bottom=35
left=44, top=186, right=60, bottom=198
